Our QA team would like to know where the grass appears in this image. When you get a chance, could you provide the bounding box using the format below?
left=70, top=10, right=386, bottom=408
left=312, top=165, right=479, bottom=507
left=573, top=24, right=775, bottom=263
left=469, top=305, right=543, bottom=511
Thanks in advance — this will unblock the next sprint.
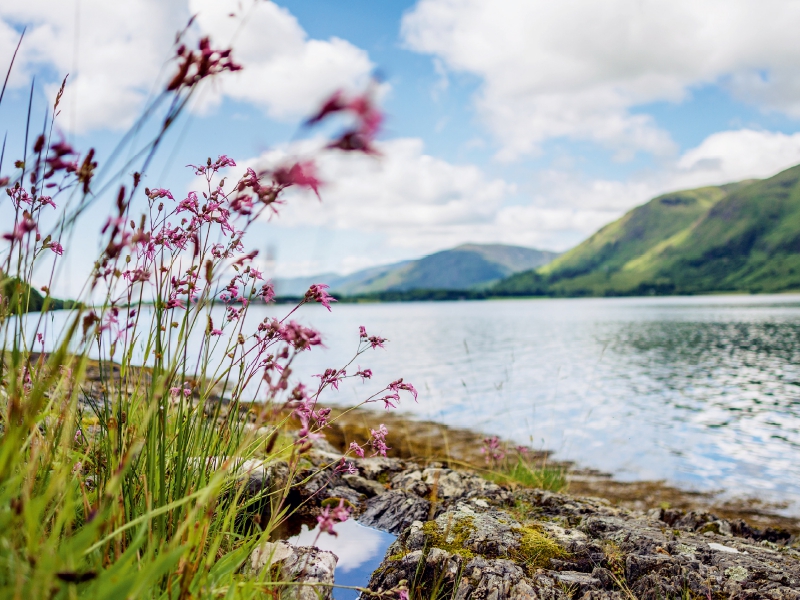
left=0, top=23, right=395, bottom=600
left=483, top=457, right=568, bottom=492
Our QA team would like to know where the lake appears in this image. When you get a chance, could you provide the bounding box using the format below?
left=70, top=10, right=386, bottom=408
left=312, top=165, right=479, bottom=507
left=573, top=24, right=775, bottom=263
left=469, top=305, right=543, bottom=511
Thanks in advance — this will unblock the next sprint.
left=27, top=294, right=800, bottom=516
left=284, top=294, right=800, bottom=516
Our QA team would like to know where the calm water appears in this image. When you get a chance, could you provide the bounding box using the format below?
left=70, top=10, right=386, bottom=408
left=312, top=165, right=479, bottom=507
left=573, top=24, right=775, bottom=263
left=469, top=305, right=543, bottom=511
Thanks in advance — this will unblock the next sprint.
left=285, top=295, right=800, bottom=515
left=290, top=521, right=395, bottom=600
left=26, top=294, right=800, bottom=515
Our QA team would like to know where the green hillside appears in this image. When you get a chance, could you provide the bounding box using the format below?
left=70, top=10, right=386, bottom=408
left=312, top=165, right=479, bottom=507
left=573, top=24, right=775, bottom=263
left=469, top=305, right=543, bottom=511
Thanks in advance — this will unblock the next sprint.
left=0, top=274, right=70, bottom=313
left=275, top=244, right=559, bottom=296
left=382, top=244, right=559, bottom=292
left=494, top=164, right=800, bottom=296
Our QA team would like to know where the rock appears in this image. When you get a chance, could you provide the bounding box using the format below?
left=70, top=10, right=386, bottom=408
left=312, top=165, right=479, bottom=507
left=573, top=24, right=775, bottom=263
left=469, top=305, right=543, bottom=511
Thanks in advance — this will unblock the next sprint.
left=359, top=490, right=432, bottom=534
left=343, top=473, right=386, bottom=497
left=360, top=474, right=800, bottom=600
left=242, top=449, right=799, bottom=599
left=247, top=540, right=337, bottom=600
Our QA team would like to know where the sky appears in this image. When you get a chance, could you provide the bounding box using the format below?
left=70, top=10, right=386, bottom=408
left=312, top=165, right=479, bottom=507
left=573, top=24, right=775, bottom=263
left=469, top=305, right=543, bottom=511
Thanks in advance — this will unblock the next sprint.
left=4, top=0, right=800, bottom=296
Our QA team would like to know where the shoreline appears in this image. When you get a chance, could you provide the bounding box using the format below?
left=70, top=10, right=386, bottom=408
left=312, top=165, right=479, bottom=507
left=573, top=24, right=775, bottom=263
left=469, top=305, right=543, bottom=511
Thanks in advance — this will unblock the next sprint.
left=318, top=404, right=800, bottom=536
left=72, top=352, right=799, bottom=535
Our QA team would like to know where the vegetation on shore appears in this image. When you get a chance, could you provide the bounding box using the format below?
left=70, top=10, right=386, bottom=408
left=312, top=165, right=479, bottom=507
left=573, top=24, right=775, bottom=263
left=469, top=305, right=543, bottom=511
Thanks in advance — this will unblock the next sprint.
left=496, top=165, right=800, bottom=297
left=0, top=25, right=415, bottom=599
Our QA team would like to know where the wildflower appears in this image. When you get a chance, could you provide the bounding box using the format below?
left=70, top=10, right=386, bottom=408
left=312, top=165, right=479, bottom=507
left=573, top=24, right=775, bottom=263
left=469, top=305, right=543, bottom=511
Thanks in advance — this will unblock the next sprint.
left=48, top=241, right=64, bottom=255
left=481, top=436, right=505, bottom=465
left=258, top=282, right=275, bottom=303
left=317, top=498, right=350, bottom=537
left=166, top=294, right=186, bottom=310
left=279, top=321, right=322, bottom=351
left=360, top=326, right=387, bottom=349
left=304, top=283, right=336, bottom=311
left=45, top=139, right=78, bottom=176
left=388, top=378, right=418, bottom=402
left=273, top=161, right=322, bottom=199
left=315, top=367, right=344, bottom=390
left=369, top=424, right=390, bottom=457
left=167, top=38, right=242, bottom=93
left=146, top=187, right=174, bottom=201
left=355, top=367, right=372, bottom=381
left=3, top=215, right=37, bottom=241
left=72, top=462, right=83, bottom=475
left=349, top=441, right=365, bottom=458
left=378, top=392, right=400, bottom=410
left=306, top=90, right=347, bottom=125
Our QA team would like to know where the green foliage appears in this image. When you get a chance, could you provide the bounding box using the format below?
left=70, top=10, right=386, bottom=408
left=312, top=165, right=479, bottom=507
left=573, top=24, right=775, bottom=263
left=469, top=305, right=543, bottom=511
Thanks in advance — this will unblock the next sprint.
left=0, top=274, right=70, bottom=313
left=492, top=166, right=800, bottom=296
left=483, top=458, right=567, bottom=492
left=514, top=525, right=569, bottom=570
left=422, top=517, right=476, bottom=559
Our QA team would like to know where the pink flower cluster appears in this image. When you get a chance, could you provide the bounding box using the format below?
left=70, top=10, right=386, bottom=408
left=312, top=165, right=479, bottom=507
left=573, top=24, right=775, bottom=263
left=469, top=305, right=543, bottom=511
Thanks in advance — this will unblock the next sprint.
left=481, top=436, right=506, bottom=465
left=316, top=498, right=350, bottom=537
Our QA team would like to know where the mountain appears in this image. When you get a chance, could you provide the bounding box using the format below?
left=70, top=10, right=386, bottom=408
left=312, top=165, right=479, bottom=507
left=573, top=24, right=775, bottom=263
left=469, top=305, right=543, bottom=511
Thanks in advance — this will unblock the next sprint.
left=274, top=244, right=560, bottom=296
left=494, top=164, right=800, bottom=296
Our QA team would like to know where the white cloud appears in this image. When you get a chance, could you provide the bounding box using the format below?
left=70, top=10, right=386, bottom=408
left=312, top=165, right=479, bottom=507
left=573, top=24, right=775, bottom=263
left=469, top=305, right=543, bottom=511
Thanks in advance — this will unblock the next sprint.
left=0, top=0, right=374, bottom=133
left=674, top=129, right=800, bottom=187
left=260, top=128, right=800, bottom=268
left=253, top=137, right=516, bottom=252
left=189, top=0, right=374, bottom=118
left=402, top=0, right=800, bottom=159
left=500, top=128, right=800, bottom=250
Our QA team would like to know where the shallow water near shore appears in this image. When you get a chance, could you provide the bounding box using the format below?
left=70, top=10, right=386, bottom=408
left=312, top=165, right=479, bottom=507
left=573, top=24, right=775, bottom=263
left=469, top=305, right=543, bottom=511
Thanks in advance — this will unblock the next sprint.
left=287, top=294, right=800, bottom=517
left=25, top=294, right=800, bottom=516
left=289, top=520, right=395, bottom=599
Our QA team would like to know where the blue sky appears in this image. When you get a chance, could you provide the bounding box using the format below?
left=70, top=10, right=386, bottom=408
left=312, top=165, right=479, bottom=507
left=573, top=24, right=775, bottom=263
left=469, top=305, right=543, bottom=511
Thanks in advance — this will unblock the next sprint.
left=4, top=0, right=800, bottom=296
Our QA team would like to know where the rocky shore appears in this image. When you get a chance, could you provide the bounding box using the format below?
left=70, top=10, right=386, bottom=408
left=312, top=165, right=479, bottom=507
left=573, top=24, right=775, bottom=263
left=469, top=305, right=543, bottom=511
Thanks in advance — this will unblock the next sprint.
left=251, top=440, right=800, bottom=600
left=71, top=358, right=800, bottom=598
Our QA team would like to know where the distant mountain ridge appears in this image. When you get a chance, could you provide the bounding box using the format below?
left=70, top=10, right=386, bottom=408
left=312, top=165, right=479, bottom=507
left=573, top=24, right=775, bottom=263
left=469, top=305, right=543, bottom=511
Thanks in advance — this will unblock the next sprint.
left=274, top=244, right=560, bottom=296
left=494, top=163, right=800, bottom=296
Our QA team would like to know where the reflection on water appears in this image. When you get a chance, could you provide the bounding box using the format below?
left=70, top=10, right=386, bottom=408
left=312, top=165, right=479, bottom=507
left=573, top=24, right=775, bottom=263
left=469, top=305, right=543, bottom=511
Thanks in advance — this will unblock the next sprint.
left=290, top=520, right=395, bottom=599
left=23, top=294, right=800, bottom=515
left=284, top=295, right=800, bottom=515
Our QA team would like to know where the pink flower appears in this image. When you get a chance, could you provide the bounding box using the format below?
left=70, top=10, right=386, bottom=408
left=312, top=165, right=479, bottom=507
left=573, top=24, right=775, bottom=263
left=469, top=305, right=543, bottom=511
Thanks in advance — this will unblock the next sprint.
left=274, top=161, right=322, bottom=199
left=317, top=498, right=350, bottom=537
left=279, top=321, right=322, bottom=351
left=3, top=216, right=37, bottom=241
left=259, top=282, right=275, bottom=303
left=306, top=90, right=347, bottom=125
left=369, top=424, right=390, bottom=457
left=315, top=367, right=345, bottom=391
left=355, top=367, right=372, bottom=381
left=210, top=328, right=223, bottom=336
left=360, top=326, right=387, bottom=349
left=166, top=293, right=186, bottom=309
left=49, top=241, right=64, bottom=255
left=388, top=378, right=418, bottom=402
left=349, top=441, right=365, bottom=458
left=304, top=283, right=336, bottom=311
left=481, top=436, right=505, bottom=465
left=147, top=188, right=174, bottom=200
